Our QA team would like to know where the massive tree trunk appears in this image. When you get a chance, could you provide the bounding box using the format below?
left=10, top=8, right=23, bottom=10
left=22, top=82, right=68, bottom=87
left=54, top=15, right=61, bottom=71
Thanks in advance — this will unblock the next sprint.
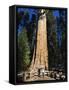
left=29, top=9, right=48, bottom=72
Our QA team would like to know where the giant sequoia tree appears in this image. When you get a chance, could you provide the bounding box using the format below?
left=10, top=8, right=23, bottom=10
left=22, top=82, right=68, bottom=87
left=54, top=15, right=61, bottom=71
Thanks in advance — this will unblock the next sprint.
left=17, top=8, right=67, bottom=74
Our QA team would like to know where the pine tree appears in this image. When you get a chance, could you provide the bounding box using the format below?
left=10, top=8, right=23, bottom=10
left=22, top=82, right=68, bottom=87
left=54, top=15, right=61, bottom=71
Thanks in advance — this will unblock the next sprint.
left=18, top=28, right=30, bottom=72
left=59, top=10, right=67, bottom=72
left=47, top=10, right=58, bottom=70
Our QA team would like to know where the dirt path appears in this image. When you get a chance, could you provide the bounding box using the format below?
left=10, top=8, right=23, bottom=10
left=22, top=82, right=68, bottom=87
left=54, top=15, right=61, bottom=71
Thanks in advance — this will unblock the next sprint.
left=25, top=75, right=55, bottom=82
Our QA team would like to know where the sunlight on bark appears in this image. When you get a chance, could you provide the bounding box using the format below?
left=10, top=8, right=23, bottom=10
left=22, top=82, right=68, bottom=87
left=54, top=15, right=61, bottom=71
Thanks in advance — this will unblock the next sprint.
left=30, top=9, right=48, bottom=72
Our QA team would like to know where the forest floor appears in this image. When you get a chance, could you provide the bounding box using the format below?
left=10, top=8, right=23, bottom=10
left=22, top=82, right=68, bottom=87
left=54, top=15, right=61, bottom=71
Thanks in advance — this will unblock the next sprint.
left=25, top=75, right=55, bottom=82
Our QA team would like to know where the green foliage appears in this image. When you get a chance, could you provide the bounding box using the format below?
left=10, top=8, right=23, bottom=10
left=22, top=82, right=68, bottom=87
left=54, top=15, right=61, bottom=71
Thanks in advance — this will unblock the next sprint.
left=17, top=10, right=37, bottom=73
left=59, top=11, right=67, bottom=71
left=18, top=28, right=30, bottom=71
left=47, top=10, right=58, bottom=69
